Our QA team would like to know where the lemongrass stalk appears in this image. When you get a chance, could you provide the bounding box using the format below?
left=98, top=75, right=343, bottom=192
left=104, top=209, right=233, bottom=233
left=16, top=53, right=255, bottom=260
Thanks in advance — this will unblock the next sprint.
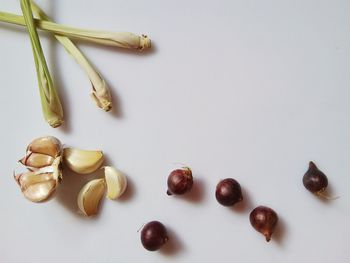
left=0, top=10, right=151, bottom=50
left=30, top=1, right=112, bottom=111
left=20, top=0, right=63, bottom=127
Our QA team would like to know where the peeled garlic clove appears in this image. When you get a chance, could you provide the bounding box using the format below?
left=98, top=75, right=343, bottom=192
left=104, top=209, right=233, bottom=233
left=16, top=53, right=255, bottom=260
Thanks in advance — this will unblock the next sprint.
left=63, top=148, right=104, bottom=174
left=104, top=166, right=127, bottom=200
left=27, top=136, right=62, bottom=157
left=15, top=171, right=58, bottom=202
left=20, top=152, right=55, bottom=169
left=77, top=178, right=106, bottom=216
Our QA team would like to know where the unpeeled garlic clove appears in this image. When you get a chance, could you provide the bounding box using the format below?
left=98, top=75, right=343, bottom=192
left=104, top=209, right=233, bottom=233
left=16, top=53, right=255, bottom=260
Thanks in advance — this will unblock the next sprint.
left=63, top=148, right=104, bottom=174
left=14, top=157, right=62, bottom=202
left=26, top=136, right=62, bottom=158
left=20, top=152, right=55, bottom=169
left=15, top=170, right=58, bottom=202
left=77, top=178, right=106, bottom=216
left=104, top=166, right=127, bottom=200
left=20, top=136, right=62, bottom=170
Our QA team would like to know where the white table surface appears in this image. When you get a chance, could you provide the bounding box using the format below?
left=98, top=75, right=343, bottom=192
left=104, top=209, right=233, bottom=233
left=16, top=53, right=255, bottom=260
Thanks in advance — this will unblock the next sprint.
left=1, top=0, right=350, bottom=262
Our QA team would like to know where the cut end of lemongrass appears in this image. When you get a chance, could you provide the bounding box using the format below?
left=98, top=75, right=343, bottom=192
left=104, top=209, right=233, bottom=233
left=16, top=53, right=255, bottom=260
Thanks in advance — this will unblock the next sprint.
left=90, top=78, right=112, bottom=111
left=48, top=118, right=64, bottom=128
left=41, top=81, right=64, bottom=128
left=139, top=35, right=151, bottom=50
left=91, top=94, right=112, bottom=111
left=44, top=102, right=64, bottom=128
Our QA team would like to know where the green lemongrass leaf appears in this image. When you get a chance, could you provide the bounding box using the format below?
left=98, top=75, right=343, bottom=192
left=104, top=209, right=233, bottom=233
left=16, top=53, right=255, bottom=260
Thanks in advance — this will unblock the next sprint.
left=0, top=10, right=151, bottom=50
left=30, top=1, right=112, bottom=111
left=20, top=0, right=63, bottom=127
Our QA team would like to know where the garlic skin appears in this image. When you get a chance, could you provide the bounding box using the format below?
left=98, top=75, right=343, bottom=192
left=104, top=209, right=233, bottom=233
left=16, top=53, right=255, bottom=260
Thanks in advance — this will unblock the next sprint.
left=104, top=166, right=127, bottom=200
left=63, top=148, right=104, bottom=174
left=77, top=178, right=106, bottom=216
left=14, top=157, right=62, bottom=202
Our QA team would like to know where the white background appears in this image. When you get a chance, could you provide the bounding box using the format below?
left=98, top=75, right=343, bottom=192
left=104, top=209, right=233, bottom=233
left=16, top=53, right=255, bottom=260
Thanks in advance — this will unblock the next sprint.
left=1, top=0, right=350, bottom=262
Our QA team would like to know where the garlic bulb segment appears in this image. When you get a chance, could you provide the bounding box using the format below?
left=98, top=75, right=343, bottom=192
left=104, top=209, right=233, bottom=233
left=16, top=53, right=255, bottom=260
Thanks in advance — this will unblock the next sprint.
left=63, top=148, right=104, bottom=174
left=26, top=136, right=62, bottom=158
left=20, top=152, right=55, bottom=169
left=14, top=156, right=62, bottom=202
left=104, top=166, right=127, bottom=200
left=14, top=170, right=58, bottom=202
left=77, top=178, right=106, bottom=216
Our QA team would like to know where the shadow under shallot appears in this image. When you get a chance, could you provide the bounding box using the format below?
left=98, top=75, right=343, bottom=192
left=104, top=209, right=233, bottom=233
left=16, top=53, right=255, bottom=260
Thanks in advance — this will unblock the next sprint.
left=184, top=177, right=206, bottom=203
left=272, top=214, right=287, bottom=246
left=231, top=186, right=253, bottom=213
left=160, top=225, right=184, bottom=256
left=166, top=177, right=206, bottom=204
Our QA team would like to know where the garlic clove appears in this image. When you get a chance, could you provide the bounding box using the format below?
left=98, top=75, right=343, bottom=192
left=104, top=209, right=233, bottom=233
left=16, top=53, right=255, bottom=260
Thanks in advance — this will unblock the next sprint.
left=23, top=179, right=57, bottom=202
left=19, top=152, right=55, bottom=169
left=104, top=166, right=127, bottom=199
left=15, top=171, right=58, bottom=202
left=27, top=136, right=62, bottom=157
left=63, top=148, right=104, bottom=174
left=77, top=178, right=106, bottom=216
left=14, top=157, right=62, bottom=202
left=17, top=171, right=53, bottom=189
